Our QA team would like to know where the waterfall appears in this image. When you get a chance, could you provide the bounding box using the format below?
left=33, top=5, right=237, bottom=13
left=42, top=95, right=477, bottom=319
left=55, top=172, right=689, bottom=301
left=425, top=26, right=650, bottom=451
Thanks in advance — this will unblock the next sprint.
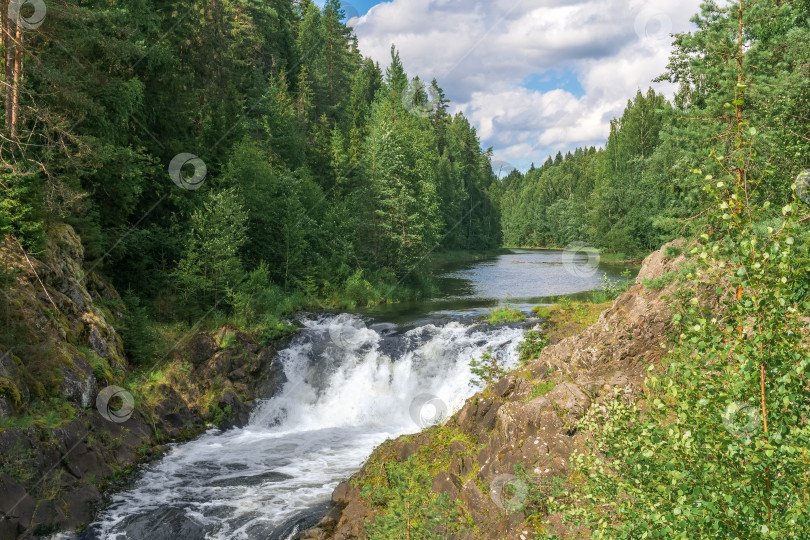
left=75, top=313, right=524, bottom=540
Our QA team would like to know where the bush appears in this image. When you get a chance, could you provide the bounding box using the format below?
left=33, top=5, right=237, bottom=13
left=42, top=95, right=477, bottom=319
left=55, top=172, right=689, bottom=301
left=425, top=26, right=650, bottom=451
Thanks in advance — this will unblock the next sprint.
left=364, top=458, right=466, bottom=539
left=469, top=348, right=506, bottom=385
left=344, top=270, right=377, bottom=307
left=487, top=307, right=526, bottom=325
left=663, top=245, right=683, bottom=258
left=518, top=330, right=548, bottom=364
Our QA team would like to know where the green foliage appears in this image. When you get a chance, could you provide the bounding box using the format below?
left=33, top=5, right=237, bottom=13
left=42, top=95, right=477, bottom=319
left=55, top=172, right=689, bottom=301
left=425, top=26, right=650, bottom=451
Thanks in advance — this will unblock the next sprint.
left=517, top=330, right=548, bottom=365
left=0, top=397, right=76, bottom=430
left=1, top=0, right=502, bottom=346
left=499, top=89, right=674, bottom=255
left=513, top=461, right=573, bottom=527
left=119, top=292, right=156, bottom=367
left=363, top=458, right=466, bottom=539
left=526, top=381, right=555, bottom=402
left=208, top=402, right=234, bottom=429
left=469, top=348, right=507, bottom=385
left=487, top=307, right=526, bottom=325
left=641, top=262, right=697, bottom=291
left=344, top=270, right=378, bottom=307
left=172, top=188, right=249, bottom=317
left=0, top=376, right=22, bottom=409
left=590, top=270, right=633, bottom=303
left=552, top=4, right=810, bottom=536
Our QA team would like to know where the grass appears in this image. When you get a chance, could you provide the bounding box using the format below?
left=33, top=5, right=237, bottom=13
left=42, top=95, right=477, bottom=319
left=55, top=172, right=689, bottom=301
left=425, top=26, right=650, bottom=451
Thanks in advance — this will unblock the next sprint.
left=642, top=262, right=697, bottom=291
left=526, top=381, right=556, bottom=402
left=0, top=397, right=76, bottom=431
left=487, top=306, right=526, bottom=325
left=532, top=301, right=611, bottom=344
left=356, top=424, right=483, bottom=492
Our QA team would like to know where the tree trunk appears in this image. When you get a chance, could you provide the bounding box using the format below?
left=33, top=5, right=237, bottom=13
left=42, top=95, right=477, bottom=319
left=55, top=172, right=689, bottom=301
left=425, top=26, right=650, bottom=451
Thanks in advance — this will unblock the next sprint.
left=11, top=21, right=21, bottom=137
left=3, top=0, right=13, bottom=129
left=2, top=0, right=21, bottom=137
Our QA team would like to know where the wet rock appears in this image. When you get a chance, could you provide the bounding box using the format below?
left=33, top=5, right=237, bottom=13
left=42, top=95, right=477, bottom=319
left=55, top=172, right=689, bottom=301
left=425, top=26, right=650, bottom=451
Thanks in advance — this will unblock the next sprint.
left=61, top=483, right=101, bottom=528
left=253, top=347, right=288, bottom=398
left=154, top=384, right=195, bottom=437
left=59, top=347, right=97, bottom=408
left=29, top=499, right=68, bottom=536
left=188, top=332, right=218, bottom=367
left=0, top=396, right=15, bottom=418
left=332, top=481, right=353, bottom=505
left=0, top=472, right=35, bottom=527
left=62, top=441, right=114, bottom=482
left=218, top=387, right=250, bottom=428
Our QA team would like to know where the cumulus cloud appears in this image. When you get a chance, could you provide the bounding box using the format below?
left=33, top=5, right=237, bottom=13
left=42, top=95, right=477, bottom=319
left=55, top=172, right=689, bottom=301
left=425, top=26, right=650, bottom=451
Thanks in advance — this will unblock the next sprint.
left=352, top=0, right=703, bottom=169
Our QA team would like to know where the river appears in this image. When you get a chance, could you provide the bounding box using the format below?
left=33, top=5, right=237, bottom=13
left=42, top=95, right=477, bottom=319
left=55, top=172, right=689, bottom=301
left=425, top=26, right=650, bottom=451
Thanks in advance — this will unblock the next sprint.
left=66, top=249, right=632, bottom=540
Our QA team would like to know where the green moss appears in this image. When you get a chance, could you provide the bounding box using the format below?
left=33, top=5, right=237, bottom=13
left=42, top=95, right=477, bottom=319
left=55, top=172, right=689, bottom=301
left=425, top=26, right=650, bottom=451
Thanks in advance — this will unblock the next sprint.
left=0, top=396, right=76, bottom=431
left=526, top=382, right=556, bottom=402
left=77, top=346, right=117, bottom=384
left=487, top=307, right=526, bottom=325
left=0, top=376, right=21, bottom=408
left=356, top=425, right=482, bottom=493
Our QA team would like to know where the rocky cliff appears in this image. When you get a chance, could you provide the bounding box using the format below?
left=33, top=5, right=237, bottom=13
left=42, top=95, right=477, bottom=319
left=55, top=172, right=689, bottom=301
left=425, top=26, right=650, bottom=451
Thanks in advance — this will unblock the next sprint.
left=0, top=228, right=287, bottom=538
left=301, top=241, right=688, bottom=539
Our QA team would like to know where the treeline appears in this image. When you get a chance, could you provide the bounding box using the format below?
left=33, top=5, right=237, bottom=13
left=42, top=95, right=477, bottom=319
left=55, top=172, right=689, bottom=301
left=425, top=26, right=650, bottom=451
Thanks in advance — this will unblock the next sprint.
left=0, top=0, right=500, bottom=331
left=500, top=0, right=810, bottom=256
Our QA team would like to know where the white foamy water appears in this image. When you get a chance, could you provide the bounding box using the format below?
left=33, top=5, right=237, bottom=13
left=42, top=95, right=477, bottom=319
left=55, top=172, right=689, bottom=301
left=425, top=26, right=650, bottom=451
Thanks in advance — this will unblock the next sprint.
left=74, top=313, right=524, bottom=540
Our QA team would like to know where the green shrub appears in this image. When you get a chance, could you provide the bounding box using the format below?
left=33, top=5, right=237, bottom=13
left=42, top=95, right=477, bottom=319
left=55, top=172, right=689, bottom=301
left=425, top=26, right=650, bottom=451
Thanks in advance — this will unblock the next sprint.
left=363, top=458, right=467, bottom=539
left=469, top=348, right=506, bottom=385
left=487, top=307, right=526, bottom=325
left=518, top=330, right=548, bottom=365
left=663, top=245, right=684, bottom=259
left=344, top=270, right=377, bottom=307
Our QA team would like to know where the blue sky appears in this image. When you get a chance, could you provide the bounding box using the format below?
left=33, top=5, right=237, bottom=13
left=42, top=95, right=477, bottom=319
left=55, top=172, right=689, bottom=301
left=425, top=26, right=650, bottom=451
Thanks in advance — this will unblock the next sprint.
left=318, top=0, right=703, bottom=172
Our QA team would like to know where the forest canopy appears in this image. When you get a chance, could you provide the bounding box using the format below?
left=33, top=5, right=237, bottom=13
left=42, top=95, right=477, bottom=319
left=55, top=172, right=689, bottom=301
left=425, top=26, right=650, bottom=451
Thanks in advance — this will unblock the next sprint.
left=0, top=0, right=501, bottom=324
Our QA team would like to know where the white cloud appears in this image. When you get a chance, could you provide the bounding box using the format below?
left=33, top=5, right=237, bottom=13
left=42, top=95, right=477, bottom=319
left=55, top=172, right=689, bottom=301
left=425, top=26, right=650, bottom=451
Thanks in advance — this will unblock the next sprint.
left=352, top=0, right=703, bottom=169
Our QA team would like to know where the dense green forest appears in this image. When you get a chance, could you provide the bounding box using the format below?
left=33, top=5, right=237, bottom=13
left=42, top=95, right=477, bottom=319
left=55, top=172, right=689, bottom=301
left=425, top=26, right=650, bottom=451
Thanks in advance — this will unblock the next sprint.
left=2, top=0, right=810, bottom=537
left=499, top=0, right=810, bottom=256
left=0, top=0, right=501, bottom=337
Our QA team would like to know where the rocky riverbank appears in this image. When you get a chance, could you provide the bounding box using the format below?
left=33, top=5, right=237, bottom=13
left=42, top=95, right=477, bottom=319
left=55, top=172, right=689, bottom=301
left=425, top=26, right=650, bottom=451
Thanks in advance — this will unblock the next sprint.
left=0, top=227, right=289, bottom=539
left=300, top=241, right=687, bottom=539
